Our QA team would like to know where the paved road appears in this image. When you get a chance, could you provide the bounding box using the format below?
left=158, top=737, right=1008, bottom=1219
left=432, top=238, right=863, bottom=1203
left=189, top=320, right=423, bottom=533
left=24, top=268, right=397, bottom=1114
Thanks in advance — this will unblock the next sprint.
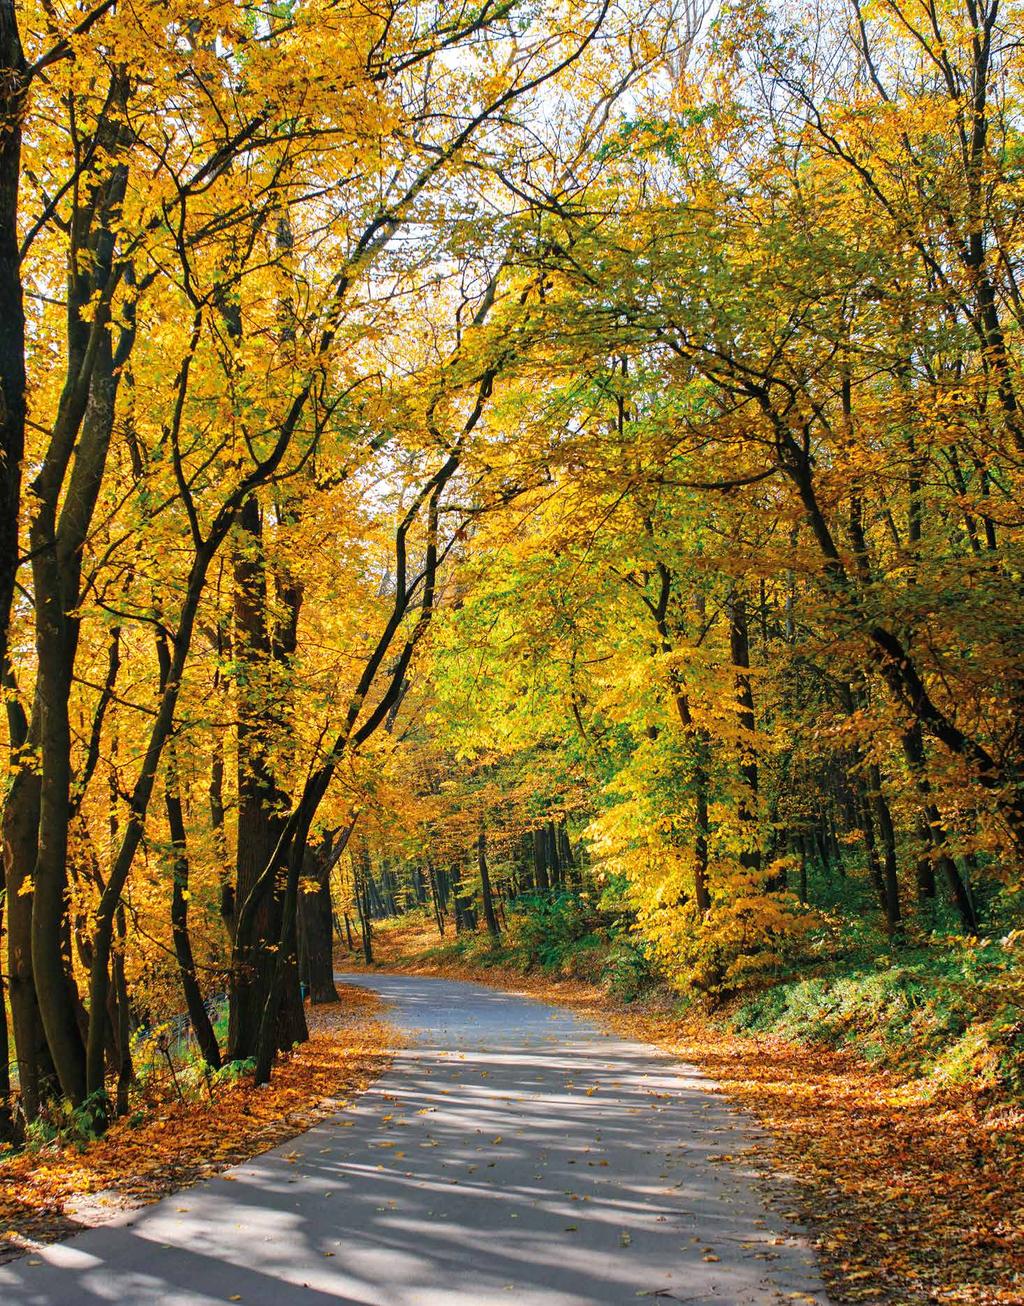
left=0, top=973, right=832, bottom=1305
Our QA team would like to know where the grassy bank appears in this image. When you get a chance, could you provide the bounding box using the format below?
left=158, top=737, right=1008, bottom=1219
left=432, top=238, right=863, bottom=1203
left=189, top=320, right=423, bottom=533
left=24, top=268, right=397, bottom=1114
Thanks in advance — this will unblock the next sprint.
left=732, top=938, right=1024, bottom=1103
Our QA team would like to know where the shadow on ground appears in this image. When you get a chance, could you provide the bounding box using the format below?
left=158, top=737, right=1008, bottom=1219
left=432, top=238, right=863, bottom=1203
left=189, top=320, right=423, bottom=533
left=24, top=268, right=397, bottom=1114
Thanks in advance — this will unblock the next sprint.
left=0, top=973, right=832, bottom=1306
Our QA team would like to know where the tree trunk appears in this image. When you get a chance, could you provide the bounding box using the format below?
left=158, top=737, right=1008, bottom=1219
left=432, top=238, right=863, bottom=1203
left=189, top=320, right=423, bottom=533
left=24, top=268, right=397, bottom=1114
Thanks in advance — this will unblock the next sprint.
left=112, top=906, right=134, bottom=1116
left=209, top=736, right=234, bottom=930
left=30, top=624, right=86, bottom=1101
left=0, top=836, right=15, bottom=1140
left=380, top=866, right=398, bottom=916
left=0, top=0, right=26, bottom=674
left=3, top=731, right=56, bottom=1121
left=914, top=816, right=938, bottom=902
left=254, top=830, right=308, bottom=1086
left=228, top=496, right=306, bottom=1059
left=450, top=861, right=477, bottom=933
left=532, top=827, right=550, bottom=893
left=298, top=842, right=340, bottom=1004
left=867, top=763, right=901, bottom=937
left=902, top=726, right=977, bottom=932
left=694, top=779, right=712, bottom=913
left=31, top=104, right=133, bottom=1109
left=166, top=758, right=222, bottom=1071
left=427, top=857, right=446, bottom=937
left=857, top=784, right=887, bottom=912
left=728, top=589, right=761, bottom=874
left=355, top=842, right=373, bottom=963
left=478, top=829, right=500, bottom=939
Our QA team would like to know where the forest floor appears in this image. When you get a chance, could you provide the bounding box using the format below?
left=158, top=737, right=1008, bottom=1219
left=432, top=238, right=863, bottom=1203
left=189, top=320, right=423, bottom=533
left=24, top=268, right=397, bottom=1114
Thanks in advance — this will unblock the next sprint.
left=343, top=920, right=1024, bottom=1306
left=0, top=982, right=396, bottom=1264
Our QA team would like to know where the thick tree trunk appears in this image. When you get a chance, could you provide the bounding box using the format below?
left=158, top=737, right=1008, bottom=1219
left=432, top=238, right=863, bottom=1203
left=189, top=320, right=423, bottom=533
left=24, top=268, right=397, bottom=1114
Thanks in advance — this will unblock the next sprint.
left=532, top=827, right=550, bottom=893
left=228, top=496, right=306, bottom=1059
left=30, top=660, right=86, bottom=1102
left=298, top=843, right=340, bottom=1005
left=0, top=839, right=14, bottom=1140
left=3, top=731, right=56, bottom=1121
left=112, top=907, right=134, bottom=1116
left=914, top=816, right=938, bottom=902
left=546, top=822, right=562, bottom=890
left=298, top=881, right=340, bottom=1002
left=229, top=794, right=292, bottom=1058
left=253, top=827, right=308, bottom=1085
left=557, top=822, right=580, bottom=886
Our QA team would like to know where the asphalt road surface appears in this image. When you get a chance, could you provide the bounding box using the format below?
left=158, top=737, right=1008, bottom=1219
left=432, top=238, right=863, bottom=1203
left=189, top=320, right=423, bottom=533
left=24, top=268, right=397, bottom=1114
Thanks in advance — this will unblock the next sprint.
left=0, top=973, right=833, bottom=1305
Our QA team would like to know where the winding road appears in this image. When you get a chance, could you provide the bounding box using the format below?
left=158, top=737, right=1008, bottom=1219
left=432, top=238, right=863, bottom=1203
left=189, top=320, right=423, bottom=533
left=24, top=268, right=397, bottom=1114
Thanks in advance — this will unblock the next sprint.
left=0, top=973, right=833, bottom=1305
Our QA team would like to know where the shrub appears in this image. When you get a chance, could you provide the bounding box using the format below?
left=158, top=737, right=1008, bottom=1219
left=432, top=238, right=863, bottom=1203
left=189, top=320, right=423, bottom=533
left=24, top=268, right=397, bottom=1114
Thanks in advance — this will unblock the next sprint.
left=504, top=891, right=613, bottom=972
left=636, top=860, right=818, bottom=999
left=601, top=935, right=658, bottom=1001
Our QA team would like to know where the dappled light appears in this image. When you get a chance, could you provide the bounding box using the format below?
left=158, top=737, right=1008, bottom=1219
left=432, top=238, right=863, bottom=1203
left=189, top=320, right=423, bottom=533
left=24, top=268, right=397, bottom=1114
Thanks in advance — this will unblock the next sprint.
left=0, top=976, right=829, bottom=1305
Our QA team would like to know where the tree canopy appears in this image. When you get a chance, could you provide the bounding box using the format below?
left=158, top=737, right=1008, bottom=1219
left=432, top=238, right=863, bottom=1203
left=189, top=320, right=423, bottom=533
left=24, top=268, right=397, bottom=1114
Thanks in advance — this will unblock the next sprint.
left=2, top=0, right=1024, bottom=1137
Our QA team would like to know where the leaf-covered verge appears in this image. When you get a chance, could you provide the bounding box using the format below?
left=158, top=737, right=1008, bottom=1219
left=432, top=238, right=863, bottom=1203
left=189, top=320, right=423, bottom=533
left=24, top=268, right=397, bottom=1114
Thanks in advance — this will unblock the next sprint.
left=0, top=986, right=396, bottom=1264
left=347, top=919, right=1024, bottom=1305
